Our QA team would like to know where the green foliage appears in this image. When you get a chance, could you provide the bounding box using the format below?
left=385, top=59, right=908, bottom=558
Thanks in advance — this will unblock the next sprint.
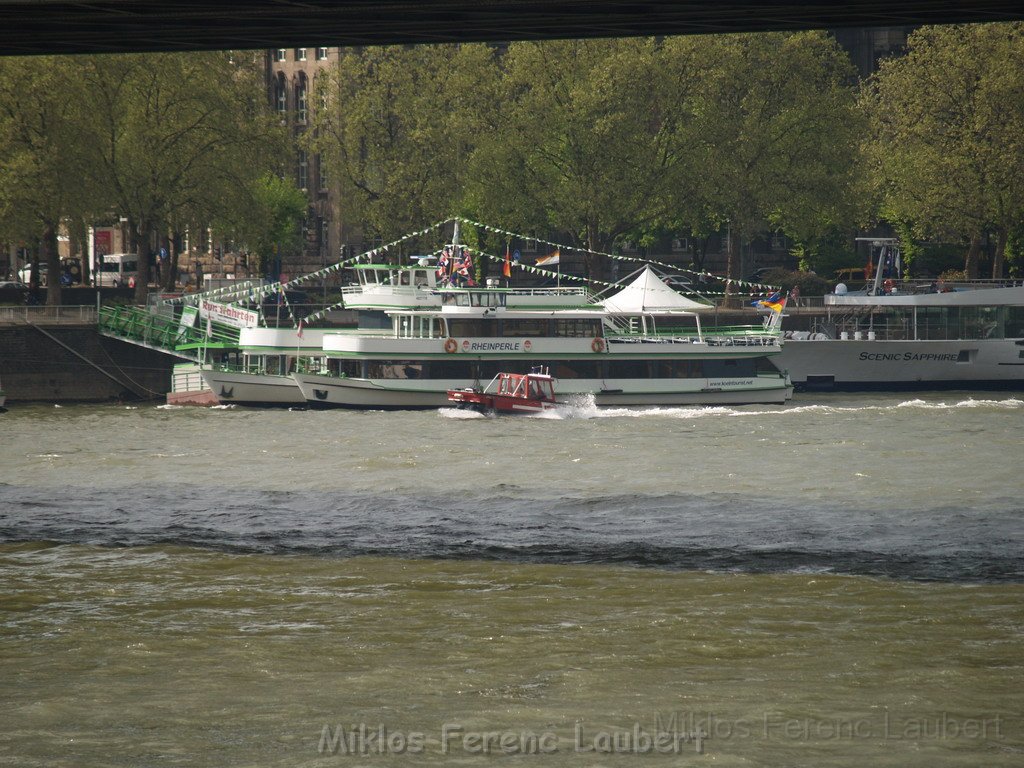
left=760, top=268, right=833, bottom=296
left=0, top=57, right=95, bottom=303
left=77, top=51, right=285, bottom=299
left=243, top=173, right=308, bottom=276
left=675, top=32, right=866, bottom=283
left=866, top=23, right=1024, bottom=277
left=790, top=228, right=859, bottom=277
left=309, top=44, right=499, bottom=244
left=467, top=38, right=692, bottom=280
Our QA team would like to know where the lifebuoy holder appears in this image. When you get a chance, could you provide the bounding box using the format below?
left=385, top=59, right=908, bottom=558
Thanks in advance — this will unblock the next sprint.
left=591, top=337, right=605, bottom=353
left=444, top=337, right=458, bottom=354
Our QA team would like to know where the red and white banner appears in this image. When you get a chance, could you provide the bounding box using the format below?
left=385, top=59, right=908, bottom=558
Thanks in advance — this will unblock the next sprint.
left=198, top=299, right=259, bottom=329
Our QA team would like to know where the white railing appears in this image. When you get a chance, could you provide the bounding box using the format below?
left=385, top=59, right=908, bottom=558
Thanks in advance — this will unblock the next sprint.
left=171, top=367, right=207, bottom=393
left=0, top=305, right=99, bottom=324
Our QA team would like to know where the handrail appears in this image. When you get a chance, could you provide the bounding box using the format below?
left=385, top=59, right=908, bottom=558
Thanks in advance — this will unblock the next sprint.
left=0, top=305, right=99, bottom=324
left=98, top=305, right=240, bottom=357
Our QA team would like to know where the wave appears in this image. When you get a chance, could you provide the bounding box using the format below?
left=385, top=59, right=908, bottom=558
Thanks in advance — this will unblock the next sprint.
left=539, top=397, right=1024, bottom=420
left=1, top=485, right=1021, bottom=583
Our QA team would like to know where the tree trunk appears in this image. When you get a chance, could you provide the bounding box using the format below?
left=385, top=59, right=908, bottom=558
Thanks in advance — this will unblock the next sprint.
left=992, top=227, right=1007, bottom=280
left=964, top=233, right=982, bottom=280
left=134, top=222, right=152, bottom=304
left=42, top=221, right=62, bottom=306
left=583, top=220, right=607, bottom=285
left=166, top=231, right=182, bottom=291
left=725, top=225, right=742, bottom=307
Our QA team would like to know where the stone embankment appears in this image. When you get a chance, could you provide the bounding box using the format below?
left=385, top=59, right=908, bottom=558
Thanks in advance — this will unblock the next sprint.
left=0, top=307, right=176, bottom=403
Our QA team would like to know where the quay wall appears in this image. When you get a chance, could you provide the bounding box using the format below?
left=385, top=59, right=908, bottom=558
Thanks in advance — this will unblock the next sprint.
left=0, top=323, right=176, bottom=403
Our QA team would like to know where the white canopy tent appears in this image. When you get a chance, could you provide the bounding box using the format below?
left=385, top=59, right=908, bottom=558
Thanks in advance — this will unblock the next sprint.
left=599, top=266, right=712, bottom=314
left=598, top=266, right=712, bottom=338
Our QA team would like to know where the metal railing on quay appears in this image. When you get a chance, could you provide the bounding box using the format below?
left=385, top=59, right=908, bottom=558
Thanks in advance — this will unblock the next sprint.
left=0, top=305, right=99, bottom=324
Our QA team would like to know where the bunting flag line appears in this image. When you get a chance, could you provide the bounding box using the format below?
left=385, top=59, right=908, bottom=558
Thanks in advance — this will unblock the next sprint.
left=452, top=215, right=782, bottom=292
left=162, top=215, right=782, bottom=327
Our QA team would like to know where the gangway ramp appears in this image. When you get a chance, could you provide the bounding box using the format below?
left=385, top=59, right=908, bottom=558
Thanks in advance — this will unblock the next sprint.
left=98, top=305, right=240, bottom=361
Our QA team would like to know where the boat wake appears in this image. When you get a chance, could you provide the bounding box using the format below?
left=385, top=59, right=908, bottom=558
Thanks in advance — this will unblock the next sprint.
left=438, top=407, right=490, bottom=419
left=538, top=396, right=1024, bottom=420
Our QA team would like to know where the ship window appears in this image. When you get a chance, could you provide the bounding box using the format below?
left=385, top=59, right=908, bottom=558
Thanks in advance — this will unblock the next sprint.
left=367, top=362, right=423, bottom=379
left=608, top=361, right=649, bottom=378
left=552, top=362, right=601, bottom=379
left=428, top=360, right=474, bottom=379
left=705, top=359, right=757, bottom=377
left=501, top=319, right=547, bottom=336
left=648, top=360, right=706, bottom=378
left=552, top=319, right=601, bottom=337
left=447, top=319, right=485, bottom=336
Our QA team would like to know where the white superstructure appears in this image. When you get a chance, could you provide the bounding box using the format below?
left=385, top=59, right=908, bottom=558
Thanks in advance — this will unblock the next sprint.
left=776, top=240, right=1024, bottom=390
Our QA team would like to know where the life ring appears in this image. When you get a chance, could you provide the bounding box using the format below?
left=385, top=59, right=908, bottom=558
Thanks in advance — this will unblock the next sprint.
left=591, top=337, right=605, bottom=353
left=444, top=338, right=458, bottom=354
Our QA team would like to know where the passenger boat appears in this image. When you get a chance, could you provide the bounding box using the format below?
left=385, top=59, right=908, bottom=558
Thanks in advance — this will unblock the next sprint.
left=775, top=239, right=1024, bottom=391
left=292, top=267, right=792, bottom=409
left=447, top=367, right=558, bottom=414
left=175, top=222, right=594, bottom=407
left=197, top=326, right=326, bottom=407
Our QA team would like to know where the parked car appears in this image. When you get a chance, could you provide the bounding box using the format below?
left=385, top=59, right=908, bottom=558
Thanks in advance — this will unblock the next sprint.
left=17, top=264, right=47, bottom=285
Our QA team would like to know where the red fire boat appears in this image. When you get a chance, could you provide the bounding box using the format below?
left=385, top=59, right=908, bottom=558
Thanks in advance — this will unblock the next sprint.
left=447, top=367, right=559, bottom=415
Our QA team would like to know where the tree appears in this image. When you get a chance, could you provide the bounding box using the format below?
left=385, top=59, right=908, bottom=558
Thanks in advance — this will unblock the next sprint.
left=672, top=32, right=864, bottom=293
left=0, top=57, right=93, bottom=305
left=309, top=44, right=499, bottom=248
left=867, top=23, right=1024, bottom=278
left=236, top=172, right=308, bottom=277
left=78, top=51, right=284, bottom=301
left=468, top=38, right=693, bottom=281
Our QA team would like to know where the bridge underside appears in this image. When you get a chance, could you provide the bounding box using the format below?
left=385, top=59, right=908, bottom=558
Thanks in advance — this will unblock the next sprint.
left=2, top=1, right=1023, bottom=56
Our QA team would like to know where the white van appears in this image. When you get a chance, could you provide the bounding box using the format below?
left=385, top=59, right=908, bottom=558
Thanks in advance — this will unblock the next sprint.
left=98, top=253, right=138, bottom=287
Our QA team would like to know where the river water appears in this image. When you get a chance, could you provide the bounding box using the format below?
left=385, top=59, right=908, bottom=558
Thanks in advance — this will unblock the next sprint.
left=1, top=394, right=1022, bottom=766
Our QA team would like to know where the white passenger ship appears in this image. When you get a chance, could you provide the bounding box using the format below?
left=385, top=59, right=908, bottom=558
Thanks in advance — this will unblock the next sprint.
left=199, top=326, right=328, bottom=407
left=292, top=268, right=793, bottom=409
left=777, top=241, right=1024, bottom=390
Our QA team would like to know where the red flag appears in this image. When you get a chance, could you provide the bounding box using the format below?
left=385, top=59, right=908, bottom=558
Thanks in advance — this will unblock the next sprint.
left=502, top=244, right=511, bottom=278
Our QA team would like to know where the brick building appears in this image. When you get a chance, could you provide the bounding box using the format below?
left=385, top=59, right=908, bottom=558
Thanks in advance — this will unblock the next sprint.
left=266, top=46, right=347, bottom=278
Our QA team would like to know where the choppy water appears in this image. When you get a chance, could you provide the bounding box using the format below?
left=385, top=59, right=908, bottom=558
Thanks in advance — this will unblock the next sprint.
left=1, top=394, right=1022, bottom=765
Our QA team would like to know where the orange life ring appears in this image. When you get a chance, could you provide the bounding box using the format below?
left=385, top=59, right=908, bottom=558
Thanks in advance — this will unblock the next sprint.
left=591, top=337, right=605, bottom=353
left=444, top=338, right=458, bottom=354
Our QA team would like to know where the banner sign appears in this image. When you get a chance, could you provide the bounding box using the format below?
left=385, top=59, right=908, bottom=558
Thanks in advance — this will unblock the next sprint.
left=198, top=299, right=259, bottom=329
left=177, top=305, right=199, bottom=340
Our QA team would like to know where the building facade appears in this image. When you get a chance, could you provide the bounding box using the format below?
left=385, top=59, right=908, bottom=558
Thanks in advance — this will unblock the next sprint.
left=266, top=46, right=345, bottom=278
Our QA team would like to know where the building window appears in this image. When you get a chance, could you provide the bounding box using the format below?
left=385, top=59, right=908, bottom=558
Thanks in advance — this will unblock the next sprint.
left=316, top=47, right=328, bottom=60
left=274, top=49, right=286, bottom=62
left=296, top=74, right=308, bottom=123
left=296, top=48, right=307, bottom=62
left=320, top=217, right=329, bottom=248
left=297, top=150, right=308, bottom=190
left=317, top=154, right=328, bottom=191
left=274, top=72, right=286, bottom=115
